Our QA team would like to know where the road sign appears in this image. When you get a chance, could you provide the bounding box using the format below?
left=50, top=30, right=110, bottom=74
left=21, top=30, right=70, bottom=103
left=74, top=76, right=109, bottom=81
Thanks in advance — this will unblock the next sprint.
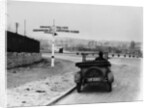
left=69, top=30, right=79, bottom=33
left=33, top=29, right=49, bottom=32
left=40, top=26, right=52, bottom=28
left=56, top=30, right=79, bottom=33
left=56, top=26, right=68, bottom=30
left=38, top=26, right=79, bottom=33
left=57, top=29, right=70, bottom=32
left=44, top=29, right=53, bottom=34
left=33, top=20, right=79, bottom=67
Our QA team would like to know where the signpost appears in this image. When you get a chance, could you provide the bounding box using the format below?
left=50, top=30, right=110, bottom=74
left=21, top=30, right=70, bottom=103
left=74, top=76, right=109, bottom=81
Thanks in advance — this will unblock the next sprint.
left=51, top=20, right=56, bottom=67
left=33, top=20, right=79, bottom=67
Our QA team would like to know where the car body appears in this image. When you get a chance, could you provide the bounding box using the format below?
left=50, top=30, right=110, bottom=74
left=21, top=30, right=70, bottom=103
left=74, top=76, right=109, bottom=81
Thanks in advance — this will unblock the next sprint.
left=74, top=57, right=114, bottom=93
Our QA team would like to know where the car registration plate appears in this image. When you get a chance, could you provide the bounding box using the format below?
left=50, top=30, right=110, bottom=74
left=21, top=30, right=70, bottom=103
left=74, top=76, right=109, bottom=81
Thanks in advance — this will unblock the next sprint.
left=87, top=78, right=101, bottom=82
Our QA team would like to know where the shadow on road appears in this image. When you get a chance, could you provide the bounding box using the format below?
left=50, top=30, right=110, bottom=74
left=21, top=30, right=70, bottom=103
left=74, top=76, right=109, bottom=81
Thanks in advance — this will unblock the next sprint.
left=80, top=83, right=111, bottom=93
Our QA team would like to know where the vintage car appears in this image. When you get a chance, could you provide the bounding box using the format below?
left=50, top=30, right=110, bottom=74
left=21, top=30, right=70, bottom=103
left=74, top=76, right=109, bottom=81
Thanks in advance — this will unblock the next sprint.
left=74, top=54, right=114, bottom=93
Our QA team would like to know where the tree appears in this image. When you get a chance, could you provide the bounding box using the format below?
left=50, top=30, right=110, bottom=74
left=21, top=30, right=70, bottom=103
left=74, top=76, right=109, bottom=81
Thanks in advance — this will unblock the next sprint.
left=130, top=41, right=136, bottom=49
left=88, top=41, right=97, bottom=49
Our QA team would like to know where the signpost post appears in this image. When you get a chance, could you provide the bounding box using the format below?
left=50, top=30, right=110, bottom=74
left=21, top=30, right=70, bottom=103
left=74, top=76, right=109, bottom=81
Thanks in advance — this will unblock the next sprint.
left=51, top=19, right=56, bottom=67
left=33, top=19, right=79, bottom=67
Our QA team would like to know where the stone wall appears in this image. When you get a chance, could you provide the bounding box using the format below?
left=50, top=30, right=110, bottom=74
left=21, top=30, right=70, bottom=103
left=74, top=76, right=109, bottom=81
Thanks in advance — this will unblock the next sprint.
left=7, top=52, right=42, bottom=69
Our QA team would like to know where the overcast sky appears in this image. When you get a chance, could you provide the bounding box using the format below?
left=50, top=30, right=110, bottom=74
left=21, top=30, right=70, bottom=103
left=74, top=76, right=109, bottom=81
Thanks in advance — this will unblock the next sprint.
left=7, top=1, right=143, bottom=42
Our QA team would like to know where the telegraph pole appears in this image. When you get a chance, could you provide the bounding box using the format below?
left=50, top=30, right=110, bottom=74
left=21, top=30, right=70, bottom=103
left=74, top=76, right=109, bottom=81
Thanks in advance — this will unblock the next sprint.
left=24, top=20, right=26, bottom=36
left=16, top=22, right=19, bottom=34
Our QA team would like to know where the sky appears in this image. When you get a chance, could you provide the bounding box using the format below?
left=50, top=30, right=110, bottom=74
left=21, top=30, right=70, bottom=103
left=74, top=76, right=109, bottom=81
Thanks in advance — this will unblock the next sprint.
left=7, top=1, right=143, bottom=42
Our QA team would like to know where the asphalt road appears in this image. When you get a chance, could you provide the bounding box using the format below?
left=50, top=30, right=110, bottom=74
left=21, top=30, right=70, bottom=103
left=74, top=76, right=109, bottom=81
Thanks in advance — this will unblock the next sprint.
left=42, top=53, right=143, bottom=105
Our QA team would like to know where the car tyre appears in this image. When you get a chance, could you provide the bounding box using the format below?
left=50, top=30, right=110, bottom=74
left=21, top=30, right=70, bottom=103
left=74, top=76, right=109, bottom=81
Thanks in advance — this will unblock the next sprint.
left=77, top=83, right=82, bottom=93
left=107, top=82, right=112, bottom=92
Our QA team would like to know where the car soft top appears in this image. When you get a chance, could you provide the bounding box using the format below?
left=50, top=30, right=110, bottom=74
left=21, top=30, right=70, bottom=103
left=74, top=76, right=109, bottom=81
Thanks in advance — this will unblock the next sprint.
left=76, top=60, right=111, bottom=68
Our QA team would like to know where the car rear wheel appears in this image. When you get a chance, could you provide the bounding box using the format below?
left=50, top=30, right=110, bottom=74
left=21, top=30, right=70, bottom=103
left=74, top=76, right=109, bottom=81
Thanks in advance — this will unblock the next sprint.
left=107, top=72, right=114, bottom=83
left=76, top=83, right=82, bottom=93
left=107, top=82, right=112, bottom=92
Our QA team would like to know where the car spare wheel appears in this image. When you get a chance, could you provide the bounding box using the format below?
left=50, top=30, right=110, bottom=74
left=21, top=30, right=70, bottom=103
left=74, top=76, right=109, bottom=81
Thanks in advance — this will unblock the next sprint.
left=85, top=67, right=105, bottom=78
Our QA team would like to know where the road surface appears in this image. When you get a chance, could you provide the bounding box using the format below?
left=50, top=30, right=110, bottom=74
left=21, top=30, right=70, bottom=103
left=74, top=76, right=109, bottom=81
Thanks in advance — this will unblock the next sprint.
left=42, top=53, right=143, bottom=105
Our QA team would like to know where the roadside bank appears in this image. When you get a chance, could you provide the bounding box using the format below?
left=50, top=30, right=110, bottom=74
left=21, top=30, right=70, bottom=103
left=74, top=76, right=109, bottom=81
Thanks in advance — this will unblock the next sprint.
left=7, top=58, right=79, bottom=107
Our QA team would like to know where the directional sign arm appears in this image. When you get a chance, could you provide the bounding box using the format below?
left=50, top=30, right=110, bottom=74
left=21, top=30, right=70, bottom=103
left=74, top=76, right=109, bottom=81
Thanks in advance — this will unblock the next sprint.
left=40, top=26, right=52, bottom=28
left=56, top=29, right=79, bottom=33
left=33, top=25, right=79, bottom=34
left=33, top=29, right=49, bottom=32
